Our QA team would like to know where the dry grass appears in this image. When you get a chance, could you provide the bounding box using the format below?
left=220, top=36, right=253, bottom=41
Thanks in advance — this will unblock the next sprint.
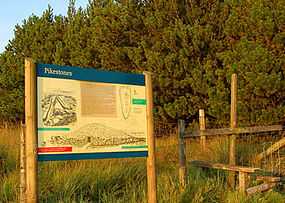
left=0, top=127, right=284, bottom=202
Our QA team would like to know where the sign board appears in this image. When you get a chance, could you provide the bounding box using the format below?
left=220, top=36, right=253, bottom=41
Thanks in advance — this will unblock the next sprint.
left=36, top=63, right=148, bottom=161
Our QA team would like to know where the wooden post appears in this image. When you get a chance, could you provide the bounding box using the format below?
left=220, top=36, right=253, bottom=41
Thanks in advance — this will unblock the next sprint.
left=25, top=58, right=38, bottom=203
left=20, top=122, right=26, bottom=203
left=178, top=119, right=187, bottom=190
left=144, top=72, right=157, bottom=203
left=238, top=171, right=248, bottom=193
left=199, top=109, right=206, bottom=151
left=230, top=74, right=238, bottom=130
left=229, top=73, right=237, bottom=188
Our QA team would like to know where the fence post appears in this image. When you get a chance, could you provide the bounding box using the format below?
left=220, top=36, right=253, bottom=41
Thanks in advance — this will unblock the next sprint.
left=25, top=58, right=38, bottom=203
left=238, top=171, right=248, bottom=193
left=178, top=119, right=187, bottom=190
left=229, top=73, right=237, bottom=188
left=199, top=109, right=206, bottom=151
left=20, top=122, right=26, bottom=203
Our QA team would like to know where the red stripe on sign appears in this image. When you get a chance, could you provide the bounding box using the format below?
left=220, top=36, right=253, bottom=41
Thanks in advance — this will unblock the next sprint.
left=38, top=147, right=72, bottom=153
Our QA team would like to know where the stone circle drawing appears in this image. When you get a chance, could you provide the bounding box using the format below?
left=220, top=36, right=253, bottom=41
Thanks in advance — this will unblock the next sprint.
left=41, top=94, right=77, bottom=126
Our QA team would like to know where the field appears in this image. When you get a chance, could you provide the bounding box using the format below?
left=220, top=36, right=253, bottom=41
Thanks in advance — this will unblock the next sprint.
left=0, top=127, right=284, bottom=203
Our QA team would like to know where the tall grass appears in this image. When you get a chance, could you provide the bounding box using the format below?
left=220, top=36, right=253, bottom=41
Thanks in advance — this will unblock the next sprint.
left=0, top=127, right=284, bottom=202
left=0, top=127, right=20, bottom=202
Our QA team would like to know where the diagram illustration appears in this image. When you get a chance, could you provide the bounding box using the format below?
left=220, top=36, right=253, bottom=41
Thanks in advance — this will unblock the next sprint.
left=119, top=86, right=132, bottom=119
left=41, top=94, right=77, bottom=126
left=47, top=123, right=146, bottom=148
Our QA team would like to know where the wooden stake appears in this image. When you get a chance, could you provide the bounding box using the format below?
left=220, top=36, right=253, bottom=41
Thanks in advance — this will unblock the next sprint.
left=238, top=171, right=248, bottom=193
left=199, top=109, right=206, bottom=151
left=230, top=74, right=238, bottom=129
left=229, top=73, right=237, bottom=188
left=20, top=122, right=26, bottom=203
left=178, top=119, right=187, bottom=190
left=25, top=58, right=38, bottom=203
left=144, top=72, right=157, bottom=203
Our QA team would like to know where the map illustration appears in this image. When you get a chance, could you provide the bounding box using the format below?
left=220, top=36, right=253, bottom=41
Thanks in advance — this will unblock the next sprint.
left=119, top=86, right=132, bottom=119
left=41, top=94, right=77, bottom=126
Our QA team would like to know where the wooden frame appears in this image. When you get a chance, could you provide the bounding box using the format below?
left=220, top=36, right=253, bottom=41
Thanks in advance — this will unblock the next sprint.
left=24, top=60, right=157, bottom=203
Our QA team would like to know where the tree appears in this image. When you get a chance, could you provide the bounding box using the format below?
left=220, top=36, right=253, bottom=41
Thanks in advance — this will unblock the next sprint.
left=0, top=0, right=284, bottom=126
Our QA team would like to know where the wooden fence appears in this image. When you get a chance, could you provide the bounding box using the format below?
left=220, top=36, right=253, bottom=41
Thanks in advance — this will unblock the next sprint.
left=178, top=117, right=285, bottom=193
left=177, top=73, right=285, bottom=194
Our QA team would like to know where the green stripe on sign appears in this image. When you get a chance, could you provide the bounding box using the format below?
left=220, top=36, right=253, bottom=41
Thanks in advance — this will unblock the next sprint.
left=132, top=99, right=146, bottom=105
left=38, top=128, right=70, bottom=132
left=121, top=145, right=148, bottom=149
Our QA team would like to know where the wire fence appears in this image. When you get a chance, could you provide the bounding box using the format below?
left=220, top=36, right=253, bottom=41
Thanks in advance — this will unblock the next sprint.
left=236, top=130, right=285, bottom=175
left=184, top=129, right=285, bottom=176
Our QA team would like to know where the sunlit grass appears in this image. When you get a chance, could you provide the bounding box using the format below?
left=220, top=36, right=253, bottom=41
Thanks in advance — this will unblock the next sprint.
left=0, top=127, right=284, bottom=202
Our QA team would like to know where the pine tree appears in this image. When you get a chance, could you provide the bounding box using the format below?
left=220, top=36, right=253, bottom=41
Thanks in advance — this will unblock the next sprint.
left=0, top=0, right=284, bottom=126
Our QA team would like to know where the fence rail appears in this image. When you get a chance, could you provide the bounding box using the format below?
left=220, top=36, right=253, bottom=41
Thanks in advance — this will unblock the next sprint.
left=185, top=125, right=284, bottom=137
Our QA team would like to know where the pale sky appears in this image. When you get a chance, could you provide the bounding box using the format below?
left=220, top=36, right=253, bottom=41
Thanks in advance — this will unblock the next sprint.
left=0, top=0, right=89, bottom=53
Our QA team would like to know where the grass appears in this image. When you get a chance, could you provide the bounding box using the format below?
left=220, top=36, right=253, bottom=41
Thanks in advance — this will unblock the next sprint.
left=0, top=127, right=284, bottom=202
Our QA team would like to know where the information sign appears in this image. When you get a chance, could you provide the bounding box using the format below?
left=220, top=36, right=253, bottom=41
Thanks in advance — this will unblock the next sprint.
left=36, top=63, right=148, bottom=161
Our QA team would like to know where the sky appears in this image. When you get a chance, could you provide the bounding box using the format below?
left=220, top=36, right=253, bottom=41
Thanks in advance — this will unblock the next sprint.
left=0, top=0, right=89, bottom=53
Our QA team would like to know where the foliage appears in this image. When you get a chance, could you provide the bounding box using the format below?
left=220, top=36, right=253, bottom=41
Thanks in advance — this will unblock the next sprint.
left=0, top=0, right=284, bottom=126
